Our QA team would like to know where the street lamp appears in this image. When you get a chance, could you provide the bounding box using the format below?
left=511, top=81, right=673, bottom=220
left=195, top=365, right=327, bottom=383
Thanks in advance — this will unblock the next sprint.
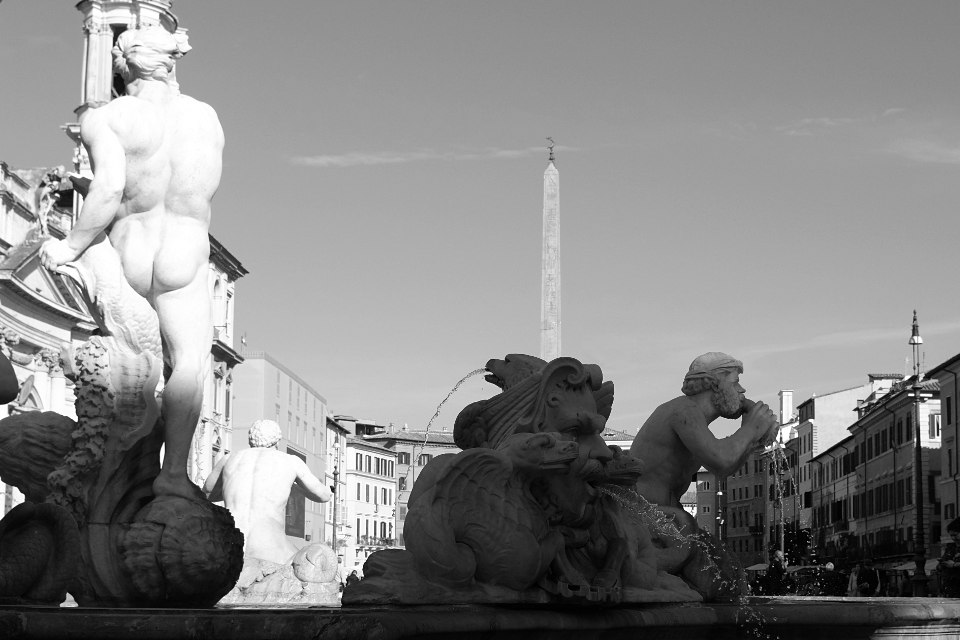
left=332, top=438, right=340, bottom=559
left=909, top=310, right=928, bottom=596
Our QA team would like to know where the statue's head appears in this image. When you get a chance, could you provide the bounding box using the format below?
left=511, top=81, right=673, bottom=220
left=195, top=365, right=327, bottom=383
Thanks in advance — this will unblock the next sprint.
left=248, top=419, right=282, bottom=449
left=681, top=352, right=745, bottom=419
left=113, top=26, right=191, bottom=86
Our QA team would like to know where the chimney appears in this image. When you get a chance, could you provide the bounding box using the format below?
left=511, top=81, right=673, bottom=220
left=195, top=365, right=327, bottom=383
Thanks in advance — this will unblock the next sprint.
left=778, top=390, right=794, bottom=424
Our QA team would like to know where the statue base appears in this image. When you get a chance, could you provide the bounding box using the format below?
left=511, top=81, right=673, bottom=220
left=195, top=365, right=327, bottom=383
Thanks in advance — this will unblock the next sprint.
left=3, top=598, right=960, bottom=639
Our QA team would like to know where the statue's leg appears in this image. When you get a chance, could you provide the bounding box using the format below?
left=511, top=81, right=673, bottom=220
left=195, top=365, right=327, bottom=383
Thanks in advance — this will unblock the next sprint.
left=150, top=271, right=212, bottom=501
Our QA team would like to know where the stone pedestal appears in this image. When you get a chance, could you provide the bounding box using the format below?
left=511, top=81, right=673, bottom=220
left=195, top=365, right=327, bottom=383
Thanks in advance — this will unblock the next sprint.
left=2, top=598, right=960, bottom=640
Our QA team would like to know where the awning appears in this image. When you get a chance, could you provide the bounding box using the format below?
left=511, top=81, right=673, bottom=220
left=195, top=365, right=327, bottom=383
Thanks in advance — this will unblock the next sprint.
left=891, top=559, right=938, bottom=574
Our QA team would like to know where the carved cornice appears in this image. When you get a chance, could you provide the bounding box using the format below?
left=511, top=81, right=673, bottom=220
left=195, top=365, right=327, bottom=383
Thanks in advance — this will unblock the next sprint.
left=0, top=189, right=35, bottom=219
left=0, top=274, right=94, bottom=326
left=209, top=235, right=248, bottom=281
left=81, top=18, right=113, bottom=35
left=35, top=347, right=64, bottom=374
left=211, top=338, right=244, bottom=368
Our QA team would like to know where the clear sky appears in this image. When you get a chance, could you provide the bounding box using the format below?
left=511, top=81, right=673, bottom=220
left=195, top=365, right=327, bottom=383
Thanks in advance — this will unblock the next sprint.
left=3, top=1, right=960, bottom=437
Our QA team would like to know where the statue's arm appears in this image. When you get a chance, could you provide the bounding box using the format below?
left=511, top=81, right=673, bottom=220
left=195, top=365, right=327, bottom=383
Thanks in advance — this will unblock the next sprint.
left=39, top=109, right=125, bottom=269
left=672, top=407, right=757, bottom=476
left=293, top=458, right=333, bottom=504
left=71, top=111, right=126, bottom=250
left=203, top=456, right=228, bottom=502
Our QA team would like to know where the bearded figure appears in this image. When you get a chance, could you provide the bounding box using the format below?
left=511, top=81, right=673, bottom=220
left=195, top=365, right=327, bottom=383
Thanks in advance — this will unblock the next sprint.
left=627, top=352, right=778, bottom=599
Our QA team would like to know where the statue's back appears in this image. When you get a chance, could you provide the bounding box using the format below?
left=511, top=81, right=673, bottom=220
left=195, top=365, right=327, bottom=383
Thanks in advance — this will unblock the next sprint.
left=160, top=95, right=224, bottom=218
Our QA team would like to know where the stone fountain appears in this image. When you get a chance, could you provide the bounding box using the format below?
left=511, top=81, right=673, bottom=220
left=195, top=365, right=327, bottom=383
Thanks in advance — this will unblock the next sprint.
left=0, top=20, right=958, bottom=640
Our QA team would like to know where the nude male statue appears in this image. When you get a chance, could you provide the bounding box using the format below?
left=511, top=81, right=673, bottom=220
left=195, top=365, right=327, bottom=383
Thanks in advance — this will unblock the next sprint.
left=203, top=420, right=333, bottom=565
left=631, top=352, right=778, bottom=511
left=629, top=353, right=778, bottom=590
left=38, top=27, right=223, bottom=501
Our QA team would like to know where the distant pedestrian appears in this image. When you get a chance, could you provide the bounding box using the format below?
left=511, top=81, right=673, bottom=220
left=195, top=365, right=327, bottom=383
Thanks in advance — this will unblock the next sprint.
left=765, top=550, right=789, bottom=595
left=857, top=561, right=880, bottom=596
left=345, top=570, right=361, bottom=587
left=939, top=517, right=960, bottom=597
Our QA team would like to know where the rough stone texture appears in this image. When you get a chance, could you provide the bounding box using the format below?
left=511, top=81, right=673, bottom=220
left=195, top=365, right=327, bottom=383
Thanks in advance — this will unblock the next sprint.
left=0, top=502, right=79, bottom=604
left=2, top=599, right=960, bottom=639
left=0, top=412, right=74, bottom=503
left=117, top=496, right=243, bottom=607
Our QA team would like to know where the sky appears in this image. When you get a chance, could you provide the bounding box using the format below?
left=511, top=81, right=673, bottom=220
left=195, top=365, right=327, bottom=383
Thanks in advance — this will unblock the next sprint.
left=3, top=1, right=960, bottom=438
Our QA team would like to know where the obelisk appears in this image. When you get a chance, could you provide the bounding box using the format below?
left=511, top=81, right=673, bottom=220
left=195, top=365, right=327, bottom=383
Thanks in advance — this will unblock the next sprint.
left=540, top=140, right=560, bottom=361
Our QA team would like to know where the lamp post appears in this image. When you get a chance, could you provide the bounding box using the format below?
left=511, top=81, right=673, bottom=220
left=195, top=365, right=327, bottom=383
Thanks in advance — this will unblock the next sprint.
left=332, top=439, right=340, bottom=559
left=909, top=310, right=928, bottom=596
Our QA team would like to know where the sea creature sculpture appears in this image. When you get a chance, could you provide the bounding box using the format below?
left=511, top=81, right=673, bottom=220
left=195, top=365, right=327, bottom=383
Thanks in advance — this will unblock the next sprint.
left=0, top=502, right=79, bottom=605
left=345, top=355, right=695, bottom=605
left=405, top=431, right=579, bottom=590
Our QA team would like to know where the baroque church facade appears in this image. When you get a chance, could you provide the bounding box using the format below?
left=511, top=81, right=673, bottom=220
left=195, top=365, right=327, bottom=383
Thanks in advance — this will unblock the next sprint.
left=0, top=0, right=246, bottom=513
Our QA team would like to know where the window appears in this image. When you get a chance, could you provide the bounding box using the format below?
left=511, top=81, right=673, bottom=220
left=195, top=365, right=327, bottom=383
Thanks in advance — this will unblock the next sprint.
left=382, top=488, right=388, bottom=504
left=948, top=397, right=954, bottom=426
left=398, top=477, right=407, bottom=491
left=398, top=452, right=411, bottom=465
left=356, top=483, right=360, bottom=500
left=703, top=506, right=710, bottom=513
left=418, top=454, right=433, bottom=466
left=356, top=453, right=362, bottom=469
left=930, top=414, right=942, bottom=439
left=365, top=485, right=370, bottom=502
left=365, top=455, right=372, bottom=473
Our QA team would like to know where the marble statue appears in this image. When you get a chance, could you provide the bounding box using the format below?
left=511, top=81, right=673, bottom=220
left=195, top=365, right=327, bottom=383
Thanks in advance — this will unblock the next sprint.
left=33, top=167, right=64, bottom=237
left=204, top=420, right=339, bottom=605
left=39, top=25, right=223, bottom=503
left=629, top=352, right=779, bottom=597
left=344, top=356, right=697, bottom=605
left=0, top=26, right=243, bottom=607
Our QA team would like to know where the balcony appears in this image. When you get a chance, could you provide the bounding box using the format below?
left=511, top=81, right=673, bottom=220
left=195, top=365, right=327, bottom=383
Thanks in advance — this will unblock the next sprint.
left=357, top=535, right=397, bottom=548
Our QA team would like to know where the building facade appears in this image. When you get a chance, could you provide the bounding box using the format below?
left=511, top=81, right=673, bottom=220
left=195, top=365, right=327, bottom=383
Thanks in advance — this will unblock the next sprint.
left=810, top=373, right=942, bottom=574
left=325, top=416, right=350, bottom=557
left=928, top=354, right=960, bottom=539
left=346, top=437, right=397, bottom=572
left=363, top=425, right=460, bottom=548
